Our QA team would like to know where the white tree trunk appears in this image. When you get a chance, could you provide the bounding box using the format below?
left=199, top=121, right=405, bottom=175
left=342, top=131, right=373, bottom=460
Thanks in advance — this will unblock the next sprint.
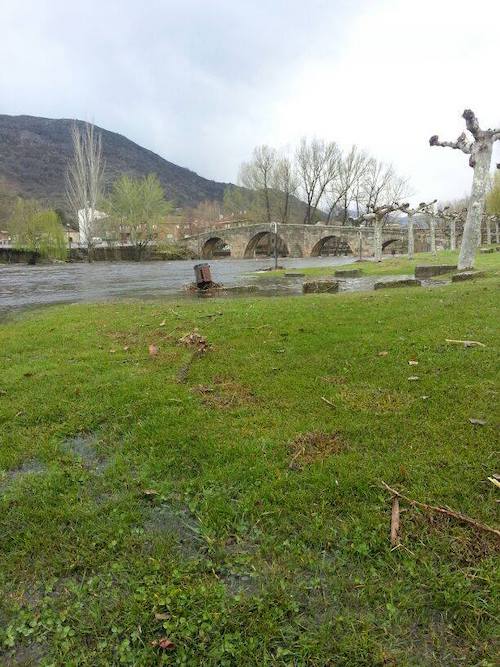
left=374, top=219, right=383, bottom=261
left=495, top=221, right=499, bottom=244
left=407, top=215, right=414, bottom=259
left=486, top=219, right=492, bottom=245
left=450, top=219, right=456, bottom=251
left=458, top=142, right=493, bottom=270
left=429, top=217, right=436, bottom=256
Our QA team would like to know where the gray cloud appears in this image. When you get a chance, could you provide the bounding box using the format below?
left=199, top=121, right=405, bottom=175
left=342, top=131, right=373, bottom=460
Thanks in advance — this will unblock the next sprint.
left=1, top=0, right=498, bottom=202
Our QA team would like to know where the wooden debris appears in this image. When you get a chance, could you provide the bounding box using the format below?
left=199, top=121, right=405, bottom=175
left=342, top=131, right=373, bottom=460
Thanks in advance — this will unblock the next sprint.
left=390, top=496, right=401, bottom=547
left=469, top=418, right=487, bottom=426
left=487, top=477, right=500, bottom=489
left=321, top=396, right=335, bottom=407
left=381, top=481, right=500, bottom=539
left=445, top=339, right=486, bottom=348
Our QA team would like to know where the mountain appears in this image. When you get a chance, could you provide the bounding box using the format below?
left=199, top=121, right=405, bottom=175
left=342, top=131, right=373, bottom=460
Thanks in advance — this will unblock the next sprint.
left=0, top=114, right=232, bottom=213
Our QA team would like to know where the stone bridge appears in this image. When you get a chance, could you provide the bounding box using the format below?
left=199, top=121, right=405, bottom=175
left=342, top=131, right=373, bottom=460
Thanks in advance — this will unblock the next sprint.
left=181, top=223, right=441, bottom=259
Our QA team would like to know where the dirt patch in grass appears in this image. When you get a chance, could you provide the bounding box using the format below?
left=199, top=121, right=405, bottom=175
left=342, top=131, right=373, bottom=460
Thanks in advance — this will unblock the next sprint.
left=288, top=432, right=345, bottom=469
left=337, top=386, right=415, bottom=414
left=0, top=460, right=46, bottom=493
left=192, top=378, right=255, bottom=410
left=320, top=375, right=347, bottom=385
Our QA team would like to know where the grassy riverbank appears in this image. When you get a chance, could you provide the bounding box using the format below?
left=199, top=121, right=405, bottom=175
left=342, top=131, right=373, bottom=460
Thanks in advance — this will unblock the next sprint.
left=1, top=266, right=499, bottom=665
left=253, top=248, right=500, bottom=278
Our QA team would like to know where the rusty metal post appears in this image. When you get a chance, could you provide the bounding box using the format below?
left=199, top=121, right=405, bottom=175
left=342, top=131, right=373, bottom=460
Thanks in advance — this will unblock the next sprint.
left=194, top=263, right=212, bottom=288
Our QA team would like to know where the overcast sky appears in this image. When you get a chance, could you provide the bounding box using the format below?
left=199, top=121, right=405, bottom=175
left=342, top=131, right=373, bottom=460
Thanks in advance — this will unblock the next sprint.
left=1, top=0, right=499, bottom=202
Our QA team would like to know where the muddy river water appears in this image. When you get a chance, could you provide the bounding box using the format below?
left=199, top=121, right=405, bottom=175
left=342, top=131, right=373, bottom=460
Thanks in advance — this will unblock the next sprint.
left=0, top=255, right=439, bottom=318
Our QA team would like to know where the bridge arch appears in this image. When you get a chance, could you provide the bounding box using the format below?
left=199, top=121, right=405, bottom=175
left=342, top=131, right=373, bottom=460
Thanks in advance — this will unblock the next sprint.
left=244, top=231, right=289, bottom=259
left=201, top=237, right=231, bottom=259
left=382, top=238, right=405, bottom=253
left=310, top=235, right=354, bottom=257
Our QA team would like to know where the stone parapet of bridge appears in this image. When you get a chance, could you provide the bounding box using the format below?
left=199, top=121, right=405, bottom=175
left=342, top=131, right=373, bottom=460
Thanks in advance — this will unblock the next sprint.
left=181, top=223, right=446, bottom=260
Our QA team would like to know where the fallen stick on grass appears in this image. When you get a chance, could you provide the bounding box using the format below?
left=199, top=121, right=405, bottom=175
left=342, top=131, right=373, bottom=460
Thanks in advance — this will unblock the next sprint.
left=321, top=396, right=335, bottom=408
left=390, top=497, right=400, bottom=547
left=381, top=481, right=500, bottom=539
left=445, top=339, right=486, bottom=348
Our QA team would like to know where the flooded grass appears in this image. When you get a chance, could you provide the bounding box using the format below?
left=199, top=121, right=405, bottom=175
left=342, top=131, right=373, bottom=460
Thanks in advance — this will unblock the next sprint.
left=0, top=259, right=498, bottom=665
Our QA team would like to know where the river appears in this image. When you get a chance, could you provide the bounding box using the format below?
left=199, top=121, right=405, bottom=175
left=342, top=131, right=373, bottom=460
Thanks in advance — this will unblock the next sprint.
left=0, top=256, right=359, bottom=316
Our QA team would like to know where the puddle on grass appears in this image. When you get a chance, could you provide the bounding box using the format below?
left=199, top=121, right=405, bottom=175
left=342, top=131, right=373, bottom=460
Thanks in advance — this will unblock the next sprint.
left=0, top=459, right=46, bottom=492
left=62, top=433, right=109, bottom=473
left=256, top=272, right=452, bottom=294
left=1, top=642, right=47, bottom=667
left=144, top=504, right=204, bottom=557
left=217, top=570, right=260, bottom=597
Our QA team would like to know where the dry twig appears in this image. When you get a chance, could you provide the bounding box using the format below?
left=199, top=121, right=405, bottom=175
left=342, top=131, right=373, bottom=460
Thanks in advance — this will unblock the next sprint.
left=321, top=396, right=335, bottom=407
left=390, top=497, right=401, bottom=547
left=381, top=481, right=500, bottom=539
left=445, top=339, right=486, bottom=348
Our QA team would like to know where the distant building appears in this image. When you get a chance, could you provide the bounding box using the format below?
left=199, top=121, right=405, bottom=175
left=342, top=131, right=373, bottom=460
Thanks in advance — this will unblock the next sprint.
left=0, top=230, right=10, bottom=246
left=64, top=228, right=80, bottom=246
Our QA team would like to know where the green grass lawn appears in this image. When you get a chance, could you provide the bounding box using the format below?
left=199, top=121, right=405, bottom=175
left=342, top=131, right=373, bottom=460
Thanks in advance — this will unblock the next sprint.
left=0, top=260, right=499, bottom=665
left=253, top=248, right=500, bottom=279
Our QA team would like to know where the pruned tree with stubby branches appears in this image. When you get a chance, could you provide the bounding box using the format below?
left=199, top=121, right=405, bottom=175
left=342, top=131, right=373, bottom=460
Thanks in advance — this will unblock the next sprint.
left=356, top=202, right=409, bottom=261
left=430, top=109, right=500, bottom=269
left=436, top=206, right=466, bottom=251
left=402, top=200, right=437, bottom=259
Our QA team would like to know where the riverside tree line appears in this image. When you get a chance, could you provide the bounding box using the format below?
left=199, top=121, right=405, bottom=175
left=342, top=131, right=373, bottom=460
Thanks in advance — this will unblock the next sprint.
left=1, top=110, right=499, bottom=267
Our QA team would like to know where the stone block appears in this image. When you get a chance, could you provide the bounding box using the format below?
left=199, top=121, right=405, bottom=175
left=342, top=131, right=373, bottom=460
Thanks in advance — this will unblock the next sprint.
left=479, top=248, right=494, bottom=254
left=451, top=271, right=485, bottom=282
left=374, top=278, right=421, bottom=290
left=303, top=280, right=339, bottom=294
left=415, top=264, right=457, bottom=278
left=334, top=268, right=361, bottom=278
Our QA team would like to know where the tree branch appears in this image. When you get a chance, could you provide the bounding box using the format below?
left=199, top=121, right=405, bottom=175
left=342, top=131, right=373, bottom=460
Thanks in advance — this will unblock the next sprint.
left=429, top=132, right=472, bottom=154
left=462, top=109, right=481, bottom=139
left=381, top=482, right=500, bottom=539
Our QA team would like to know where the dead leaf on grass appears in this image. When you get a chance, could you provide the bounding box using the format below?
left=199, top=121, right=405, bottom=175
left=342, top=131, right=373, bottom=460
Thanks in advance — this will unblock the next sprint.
left=149, top=344, right=159, bottom=357
left=378, top=351, right=389, bottom=357
left=154, top=612, right=170, bottom=621
left=151, top=637, right=175, bottom=650
left=178, top=329, right=210, bottom=353
left=469, top=418, right=486, bottom=426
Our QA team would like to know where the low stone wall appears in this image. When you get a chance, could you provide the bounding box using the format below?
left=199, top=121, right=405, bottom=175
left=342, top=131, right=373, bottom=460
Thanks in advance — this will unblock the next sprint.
left=0, top=248, right=41, bottom=264
left=415, top=264, right=457, bottom=278
left=303, top=280, right=339, bottom=294
left=69, top=246, right=191, bottom=262
left=374, top=278, right=421, bottom=290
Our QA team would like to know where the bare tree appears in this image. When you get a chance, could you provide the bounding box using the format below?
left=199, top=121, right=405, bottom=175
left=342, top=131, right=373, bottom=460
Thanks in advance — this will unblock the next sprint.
left=325, top=145, right=369, bottom=223
left=296, top=138, right=340, bottom=224
left=66, top=122, right=105, bottom=260
left=403, top=200, right=437, bottom=259
left=356, top=202, right=409, bottom=261
left=271, top=153, right=298, bottom=224
left=239, top=145, right=277, bottom=224
left=430, top=109, right=500, bottom=270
